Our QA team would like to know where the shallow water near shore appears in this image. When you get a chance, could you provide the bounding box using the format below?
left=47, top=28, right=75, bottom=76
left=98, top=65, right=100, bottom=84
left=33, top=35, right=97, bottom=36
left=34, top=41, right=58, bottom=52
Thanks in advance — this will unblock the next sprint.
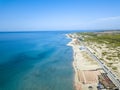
left=0, top=31, right=75, bottom=90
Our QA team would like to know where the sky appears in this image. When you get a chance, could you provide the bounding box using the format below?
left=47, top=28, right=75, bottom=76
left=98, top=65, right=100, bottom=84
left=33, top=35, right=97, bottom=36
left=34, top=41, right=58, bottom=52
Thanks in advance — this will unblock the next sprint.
left=0, top=0, right=120, bottom=31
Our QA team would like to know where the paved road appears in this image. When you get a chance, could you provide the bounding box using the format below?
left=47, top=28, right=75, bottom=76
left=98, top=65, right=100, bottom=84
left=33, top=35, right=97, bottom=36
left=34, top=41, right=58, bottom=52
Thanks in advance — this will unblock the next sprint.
left=83, top=46, right=120, bottom=89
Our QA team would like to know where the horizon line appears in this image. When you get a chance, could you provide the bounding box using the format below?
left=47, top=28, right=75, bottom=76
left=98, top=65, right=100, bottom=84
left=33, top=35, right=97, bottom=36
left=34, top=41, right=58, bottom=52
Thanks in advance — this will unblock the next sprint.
left=0, top=29, right=120, bottom=33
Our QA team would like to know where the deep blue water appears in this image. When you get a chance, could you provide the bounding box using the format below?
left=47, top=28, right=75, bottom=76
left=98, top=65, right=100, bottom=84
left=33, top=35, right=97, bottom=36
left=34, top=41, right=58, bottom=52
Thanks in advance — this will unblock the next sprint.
left=0, top=31, right=74, bottom=90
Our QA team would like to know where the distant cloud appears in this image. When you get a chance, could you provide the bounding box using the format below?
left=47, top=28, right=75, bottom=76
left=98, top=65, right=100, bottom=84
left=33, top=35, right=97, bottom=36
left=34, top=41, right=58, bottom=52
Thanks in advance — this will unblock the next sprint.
left=93, top=16, right=120, bottom=22
left=91, top=16, right=120, bottom=23
left=80, top=16, right=120, bottom=30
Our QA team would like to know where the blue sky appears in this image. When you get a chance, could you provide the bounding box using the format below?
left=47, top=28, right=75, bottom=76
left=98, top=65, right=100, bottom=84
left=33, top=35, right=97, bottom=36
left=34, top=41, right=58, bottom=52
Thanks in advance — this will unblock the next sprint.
left=0, top=0, right=120, bottom=31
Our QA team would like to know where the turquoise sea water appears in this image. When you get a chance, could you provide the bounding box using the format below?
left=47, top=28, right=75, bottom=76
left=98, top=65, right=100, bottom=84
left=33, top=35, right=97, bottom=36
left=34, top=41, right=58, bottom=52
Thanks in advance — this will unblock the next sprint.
left=0, top=31, right=74, bottom=90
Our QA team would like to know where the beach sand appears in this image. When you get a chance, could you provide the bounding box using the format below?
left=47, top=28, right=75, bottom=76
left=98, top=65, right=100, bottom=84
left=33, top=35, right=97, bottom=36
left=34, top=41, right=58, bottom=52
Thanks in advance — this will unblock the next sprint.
left=67, top=34, right=103, bottom=90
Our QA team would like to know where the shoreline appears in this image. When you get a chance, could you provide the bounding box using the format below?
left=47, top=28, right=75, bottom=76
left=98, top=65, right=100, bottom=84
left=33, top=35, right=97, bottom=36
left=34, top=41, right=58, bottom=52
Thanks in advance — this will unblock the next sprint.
left=67, top=34, right=78, bottom=89
left=67, top=33, right=102, bottom=90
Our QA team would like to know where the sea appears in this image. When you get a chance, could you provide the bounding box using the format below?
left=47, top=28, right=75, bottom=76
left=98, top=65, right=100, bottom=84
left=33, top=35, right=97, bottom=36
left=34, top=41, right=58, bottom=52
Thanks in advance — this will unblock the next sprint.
left=0, top=31, right=75, bottom=90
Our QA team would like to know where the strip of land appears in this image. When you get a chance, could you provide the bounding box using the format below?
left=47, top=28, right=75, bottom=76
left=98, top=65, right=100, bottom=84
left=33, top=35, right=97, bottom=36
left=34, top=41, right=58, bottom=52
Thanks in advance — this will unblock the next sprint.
left=76, top=31, right=120, bottom=78
left=66, top=31, right=120, bottom=90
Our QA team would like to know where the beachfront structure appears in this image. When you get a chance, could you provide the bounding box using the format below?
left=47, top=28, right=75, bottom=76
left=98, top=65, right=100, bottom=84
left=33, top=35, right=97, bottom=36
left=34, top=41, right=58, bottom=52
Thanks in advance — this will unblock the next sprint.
left=98, top=73, right=118, bottom=90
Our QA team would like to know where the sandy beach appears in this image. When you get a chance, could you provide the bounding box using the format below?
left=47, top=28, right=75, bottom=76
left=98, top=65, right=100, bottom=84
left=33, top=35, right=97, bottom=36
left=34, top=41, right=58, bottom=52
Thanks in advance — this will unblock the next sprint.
left=67, top=34, right=103, bottom=90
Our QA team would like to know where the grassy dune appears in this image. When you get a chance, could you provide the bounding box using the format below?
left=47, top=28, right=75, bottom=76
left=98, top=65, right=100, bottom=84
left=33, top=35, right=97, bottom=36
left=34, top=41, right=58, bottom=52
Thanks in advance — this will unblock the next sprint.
left=76, top=31, right=120, bottom=77
left=77, top=31, right=120, bottom=47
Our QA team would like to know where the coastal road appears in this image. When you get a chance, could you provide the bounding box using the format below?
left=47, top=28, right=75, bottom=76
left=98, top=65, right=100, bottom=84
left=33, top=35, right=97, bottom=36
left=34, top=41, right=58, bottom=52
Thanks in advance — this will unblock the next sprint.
left=83, top=46, right=120, bottom=89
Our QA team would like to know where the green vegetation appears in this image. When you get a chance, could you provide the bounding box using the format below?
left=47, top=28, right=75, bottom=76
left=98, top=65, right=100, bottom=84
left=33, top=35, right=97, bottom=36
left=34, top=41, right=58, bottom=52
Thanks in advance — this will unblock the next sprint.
left=107, top=62, right=113, bottom=66
left=100, top=58, right=104, bottom=61
left=102, top=52, right=107, bottom=56
left=106, top=57, right=112, bottom=60
left=112, top=66, right=117, bottom=70
left=77, top=32, right=120, bottom=47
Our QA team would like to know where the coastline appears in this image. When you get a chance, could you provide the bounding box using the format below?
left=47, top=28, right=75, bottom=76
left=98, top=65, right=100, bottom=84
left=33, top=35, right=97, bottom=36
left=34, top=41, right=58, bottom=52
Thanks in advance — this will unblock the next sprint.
left=67, top=33, right=102, bottom=90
